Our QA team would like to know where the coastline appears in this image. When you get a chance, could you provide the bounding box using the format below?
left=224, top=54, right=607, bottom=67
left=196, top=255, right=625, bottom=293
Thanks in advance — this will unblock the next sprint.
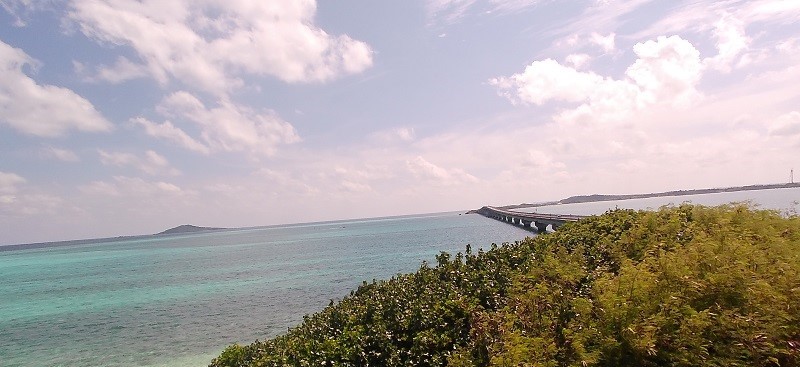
left=487, top=182, right=800, bottom=211
left=8, top=183, right=798, bottom=250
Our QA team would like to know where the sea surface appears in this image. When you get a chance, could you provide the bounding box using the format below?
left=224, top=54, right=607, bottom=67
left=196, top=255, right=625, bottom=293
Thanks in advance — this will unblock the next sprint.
left=1, top=187, right=799, bottom=367
left=1, top=212, right=531, bottom=367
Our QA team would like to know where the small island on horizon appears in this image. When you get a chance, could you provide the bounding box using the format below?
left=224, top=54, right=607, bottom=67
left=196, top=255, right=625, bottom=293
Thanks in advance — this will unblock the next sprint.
left=1, top=224, right=228, bottom=252
left=156, top=224, right=226, bottom=236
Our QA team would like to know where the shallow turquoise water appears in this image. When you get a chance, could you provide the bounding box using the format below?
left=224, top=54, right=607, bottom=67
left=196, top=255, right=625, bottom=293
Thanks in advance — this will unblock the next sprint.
left=0, top=212, right=531, bottom=367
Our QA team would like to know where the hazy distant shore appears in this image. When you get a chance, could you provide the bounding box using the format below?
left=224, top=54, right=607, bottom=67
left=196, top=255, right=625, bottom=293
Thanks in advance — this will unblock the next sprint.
left=7, top=182, right=798, bottom=250
left=492, top=182, right=800, bottom=211
left=0, top=224, right=226, bottom=252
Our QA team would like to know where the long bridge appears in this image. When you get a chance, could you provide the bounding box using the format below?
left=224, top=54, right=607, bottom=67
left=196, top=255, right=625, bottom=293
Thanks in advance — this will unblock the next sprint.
left=476, top=206, right=586, bottom=233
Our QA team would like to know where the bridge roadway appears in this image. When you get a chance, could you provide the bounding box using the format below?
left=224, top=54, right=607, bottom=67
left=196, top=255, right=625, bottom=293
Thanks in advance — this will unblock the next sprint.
left=477, top=206, right=586, bottom=233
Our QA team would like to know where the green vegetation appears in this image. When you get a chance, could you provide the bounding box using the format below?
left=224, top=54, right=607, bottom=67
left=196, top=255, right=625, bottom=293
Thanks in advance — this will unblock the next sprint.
left=210, top=205, right=800, bottom=367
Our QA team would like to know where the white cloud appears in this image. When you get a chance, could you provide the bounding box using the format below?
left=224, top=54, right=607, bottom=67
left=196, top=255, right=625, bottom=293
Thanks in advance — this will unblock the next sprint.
left=81, top=176, right=185, bottom=197
left=739, top=0, right=800, bottom=24
left=98, top=150, right=180, bottom=176
left=332, top=164, right=394, bottom=181
left=371, top=127, right=416, bottom=143
left=490, top=58, right=608, bottom=105
left=67, top=0, right=373, bottom=94
left=93, top=56, right=149, bottom=83
left=0, top=39, right=112, bottom=137
left=490, top=0, right=540, bottom=12
left=590, top=32, right=615, bottom=52
left=426, top=0, right=478, bottom=24
left=0, top=171, right=26, bottom=194
left=0, top=193, right=64, bottom=217
left=556, top=0, right=654, bottom=39
left=632, top=1, right=800, bottom=52
left=626, top=35, right=702, bottom=106
left=491, top=35, right=703, bottom=124
left=704, top=14, right=749, bottom=72
left=406, top=156, right=478, bottom=185
left=565, top=53, right=591, bottom=69
left=426, top=0, right=542, bottom=25
left=0, top=171, right=25, bottom=208
left=131, top=117, right=210, bottom=154
left=326, top=163, right=393, bottom=194
left=146, top=91, right=300, bottom=156
left=0, top=0, right=54, bottom=26
left=393, top=127, right=416, bottom=142
left=340, top=180, right=372, bottom=193
left=0, top=170, right=71, bottom=219
left=776, top=38, right=800, bottom=54
left=79, top=180, right=118, bottom=196
left=555, top=34, right=581, bottom=48
left=0, top=194, right=18, bottom=206
left=521, top=149, right=566, bottom=171
left=42, top=147, right=80, bottom=162
left=770, top=111, right=800, bottom=136
left=254, top=168, right=319, bottom=196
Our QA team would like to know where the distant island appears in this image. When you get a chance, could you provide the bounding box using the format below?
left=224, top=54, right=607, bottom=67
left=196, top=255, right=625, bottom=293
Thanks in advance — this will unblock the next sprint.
left=1, top=224, right=228, bottom=252
left=492, top=182, right=800, bottom=211
left=156, top=224, right=226, bottom=235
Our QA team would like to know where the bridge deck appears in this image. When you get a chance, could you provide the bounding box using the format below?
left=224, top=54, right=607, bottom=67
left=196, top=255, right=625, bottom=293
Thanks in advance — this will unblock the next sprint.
left=477, top=206, right=587, bottom=232
left=483, top=206, right=586, bottom=222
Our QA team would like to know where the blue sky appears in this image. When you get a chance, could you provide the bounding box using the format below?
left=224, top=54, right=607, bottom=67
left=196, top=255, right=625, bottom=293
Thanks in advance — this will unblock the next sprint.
left=1, top=0, right=799, bottom=245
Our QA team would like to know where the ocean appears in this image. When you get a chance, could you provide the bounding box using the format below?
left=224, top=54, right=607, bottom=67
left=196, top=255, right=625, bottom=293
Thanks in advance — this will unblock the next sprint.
left=2, top=187, right=799, bottom=367
left=1, top=212, right=531, bottom=367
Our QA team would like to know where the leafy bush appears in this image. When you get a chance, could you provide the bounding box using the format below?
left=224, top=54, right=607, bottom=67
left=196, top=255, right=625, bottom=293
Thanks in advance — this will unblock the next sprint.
left=211, top=204, right=800, bottom=367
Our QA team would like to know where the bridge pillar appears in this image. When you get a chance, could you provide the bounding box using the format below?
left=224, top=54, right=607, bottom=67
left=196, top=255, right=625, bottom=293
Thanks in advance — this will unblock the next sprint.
left=534, top=221, right=548, bottom=233
left=512, top=217, right=518, bottom=225
left=521, top=219, right=531, bottom=229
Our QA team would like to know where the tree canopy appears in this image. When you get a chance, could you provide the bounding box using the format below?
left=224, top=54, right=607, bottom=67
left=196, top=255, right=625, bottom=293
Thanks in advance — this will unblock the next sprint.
left=211, top=204, right=800, bottom=367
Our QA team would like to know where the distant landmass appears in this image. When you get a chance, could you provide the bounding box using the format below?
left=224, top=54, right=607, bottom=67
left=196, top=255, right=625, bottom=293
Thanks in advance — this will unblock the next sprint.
left=489, top=182, right=800, bottom=211
left=156, top=224, right=226, bottom=235
left=2, top=224, right=228, bottom=252
left=6, top=182, right=799, bottom=250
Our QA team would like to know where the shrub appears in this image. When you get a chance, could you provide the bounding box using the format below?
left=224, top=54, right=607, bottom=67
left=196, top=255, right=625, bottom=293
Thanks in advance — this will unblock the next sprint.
left=211, top=205, right=800, bottom=367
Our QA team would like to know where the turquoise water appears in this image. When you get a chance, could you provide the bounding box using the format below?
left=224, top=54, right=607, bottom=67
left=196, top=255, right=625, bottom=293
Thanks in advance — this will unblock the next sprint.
left=0, top=212, right=531, bottom=367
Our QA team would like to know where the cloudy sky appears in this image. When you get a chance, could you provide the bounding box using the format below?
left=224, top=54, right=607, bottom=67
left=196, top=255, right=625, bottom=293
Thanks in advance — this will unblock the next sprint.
left=1, top=0, right=799, bottom=245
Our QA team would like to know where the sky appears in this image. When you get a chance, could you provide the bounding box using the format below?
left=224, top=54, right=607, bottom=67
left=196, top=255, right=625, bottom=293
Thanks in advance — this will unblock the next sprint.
left=1, top=0, right=799, bottom=245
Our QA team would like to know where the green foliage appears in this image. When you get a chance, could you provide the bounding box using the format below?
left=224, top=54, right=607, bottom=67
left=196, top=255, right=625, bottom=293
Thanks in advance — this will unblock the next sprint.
left=210, top=204, right=800, bottom=367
